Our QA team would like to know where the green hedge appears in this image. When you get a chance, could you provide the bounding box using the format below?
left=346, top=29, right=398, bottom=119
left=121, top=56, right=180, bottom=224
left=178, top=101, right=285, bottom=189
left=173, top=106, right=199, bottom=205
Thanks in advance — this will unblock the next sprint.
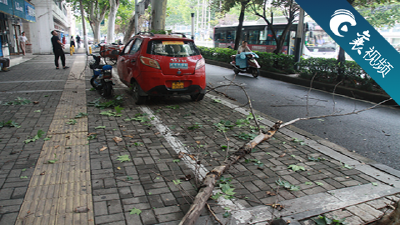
left=198, top=46, right=295, bottom=74
left=198, top=46, right=383, bottom=93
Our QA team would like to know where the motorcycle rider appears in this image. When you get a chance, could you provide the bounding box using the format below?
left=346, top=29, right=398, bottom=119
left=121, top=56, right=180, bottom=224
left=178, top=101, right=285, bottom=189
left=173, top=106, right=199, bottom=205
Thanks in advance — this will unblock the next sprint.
left=237, top=41, right=251, bottom=54
left=236, top=41, right=252, bottom=68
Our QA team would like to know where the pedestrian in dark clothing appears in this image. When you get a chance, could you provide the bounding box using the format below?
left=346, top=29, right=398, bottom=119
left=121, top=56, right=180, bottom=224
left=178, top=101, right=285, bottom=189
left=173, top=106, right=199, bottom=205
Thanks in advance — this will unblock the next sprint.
left=76, top=35, right=81, bottom=48
left=70, top=36, right=75, bottom=48
left=51, top=30, right=68, bottom=69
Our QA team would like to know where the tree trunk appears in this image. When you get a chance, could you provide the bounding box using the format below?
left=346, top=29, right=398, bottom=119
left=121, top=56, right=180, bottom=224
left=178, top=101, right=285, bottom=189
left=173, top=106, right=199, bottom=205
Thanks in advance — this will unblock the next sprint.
left=87, top=1, right=107, bottom=44
left=234, top=2, right=247, bottom=50
left=179, top=121, right=282, bottom=225
left=274, top=23, right=292, bottom=54
left=107, top=0, right=120, bottom=44
left=123, top=0, right=151, bottom=44
left=151, top=0, right=167, bottom=31
left=93, top=22, right=101, bottom=44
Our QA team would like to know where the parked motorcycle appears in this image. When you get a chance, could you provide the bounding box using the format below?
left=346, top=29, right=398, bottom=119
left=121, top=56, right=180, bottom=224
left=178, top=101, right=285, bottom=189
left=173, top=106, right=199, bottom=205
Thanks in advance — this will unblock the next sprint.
left=230, top=52, right=261, bottom=78
left=89, top=54, right=113, bottom=97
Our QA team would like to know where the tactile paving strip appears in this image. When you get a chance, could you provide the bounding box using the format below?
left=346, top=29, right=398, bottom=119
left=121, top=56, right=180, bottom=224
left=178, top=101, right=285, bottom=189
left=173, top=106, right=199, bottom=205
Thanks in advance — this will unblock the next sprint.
left=16, top=57, right=94, bottom=225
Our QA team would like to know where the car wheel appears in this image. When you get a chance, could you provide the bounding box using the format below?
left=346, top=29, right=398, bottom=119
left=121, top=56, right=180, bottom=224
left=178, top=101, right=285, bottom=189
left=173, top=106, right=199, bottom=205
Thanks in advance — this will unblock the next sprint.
left=191, top=93, right=205, bottom=101
left=252, top=68, right=259, bottom=78
left=101, top=80, right=113, bottom=97
left=132, top=81, right=146, bottom=105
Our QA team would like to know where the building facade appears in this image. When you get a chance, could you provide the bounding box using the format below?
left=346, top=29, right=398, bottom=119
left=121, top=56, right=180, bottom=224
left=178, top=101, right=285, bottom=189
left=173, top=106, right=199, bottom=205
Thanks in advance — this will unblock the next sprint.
left=30, top=0, right=70, bottom=54
left=0, top=0, right=36, bottom=57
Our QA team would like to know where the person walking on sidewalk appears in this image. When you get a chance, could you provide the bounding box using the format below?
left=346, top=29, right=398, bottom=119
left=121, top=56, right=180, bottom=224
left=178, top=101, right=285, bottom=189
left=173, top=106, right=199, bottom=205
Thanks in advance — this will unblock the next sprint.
left=51, top=30, right=69, bottom=70
left=19, top=32, right=28, bottom=55
left=70, top=36, right=75, bottom=48
left=76, top=35, right=81, bottom=48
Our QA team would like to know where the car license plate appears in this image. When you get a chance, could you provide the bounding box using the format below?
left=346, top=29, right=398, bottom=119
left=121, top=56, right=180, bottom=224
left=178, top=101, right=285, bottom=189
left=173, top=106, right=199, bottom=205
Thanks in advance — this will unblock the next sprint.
left=172, top=82, right=184, bottom=89
left=170, top=63, right=188, bottom=69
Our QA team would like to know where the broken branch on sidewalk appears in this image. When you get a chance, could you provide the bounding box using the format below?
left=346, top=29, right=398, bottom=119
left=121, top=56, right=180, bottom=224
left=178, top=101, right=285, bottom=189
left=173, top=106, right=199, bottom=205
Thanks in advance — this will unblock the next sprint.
left=179, top=121, right=282, bottom=225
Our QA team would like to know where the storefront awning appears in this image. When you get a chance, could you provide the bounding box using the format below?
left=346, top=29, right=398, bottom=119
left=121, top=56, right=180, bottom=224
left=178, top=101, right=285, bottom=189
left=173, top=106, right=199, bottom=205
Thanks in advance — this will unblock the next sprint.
left=0, top=0, right=36, bottom=22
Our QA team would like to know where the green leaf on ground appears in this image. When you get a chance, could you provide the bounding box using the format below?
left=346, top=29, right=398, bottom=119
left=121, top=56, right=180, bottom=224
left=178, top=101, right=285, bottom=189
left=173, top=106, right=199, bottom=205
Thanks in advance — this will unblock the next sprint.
left=308, top=156, right=326, bottom=162
left=126, top=176, right=133, bottom=181
left=213, top=99, right=221, bottom=103
left=24, top=130, right=45, bottom=144
left=166, top=105, right=180, bottom=109
left=372, top=182, right=378, bottom=186
left=75, top=112, right=88, bottom=118
left=87, top=134, right=97, bottom=140
left=316, top=182, right=324, bottom=186
left=342, top=163, right=353, bottom=169
left=223, top=211, right=231, bottom=218
left=34, top=110, right=41, bottom=113
left=0, top=120, right=21, bottom=128
left=3, top=97, right=31, bottom=105
left=288, top=164, right=306, bottom=172
left=43, top=136, right=52, bottom=141
left=173, top=159, right=180, bottom=163
left=173, top=180, right=182, bottom=185
left=188, top=122, right=202, bottom=130
left=129, top=208, right=142, bottom=215
left=66, top=119, right=77, bottom=125
left=276, top=178, right=300, bottom=191
left=211, top=192, right=223, bottom=200
left=116, top=155, right=131, bottom=163
left=21, top=168, right=27, bottom=172
left=95, top=126, right=106, bottom=129
left=20, top=176, right=28, bottom=179
left=305, top=182, right=313, bottom=185
left=114, top=106, right=124, bottom=114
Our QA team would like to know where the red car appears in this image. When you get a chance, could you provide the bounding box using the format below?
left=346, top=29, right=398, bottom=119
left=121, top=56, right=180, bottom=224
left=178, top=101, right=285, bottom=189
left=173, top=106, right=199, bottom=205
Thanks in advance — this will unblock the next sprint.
left=116, top=32, right=206, bottom=104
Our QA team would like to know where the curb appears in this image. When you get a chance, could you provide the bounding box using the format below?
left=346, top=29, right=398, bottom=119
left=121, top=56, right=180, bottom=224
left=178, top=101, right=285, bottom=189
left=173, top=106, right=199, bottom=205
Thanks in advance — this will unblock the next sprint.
left=205, top=59, right=397, bottom=106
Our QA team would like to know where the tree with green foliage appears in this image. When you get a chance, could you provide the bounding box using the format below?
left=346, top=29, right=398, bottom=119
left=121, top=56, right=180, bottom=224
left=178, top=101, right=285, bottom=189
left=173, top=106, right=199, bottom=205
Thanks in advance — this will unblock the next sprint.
left=250, top=0, right=299, bottom=54
left=122, top=0, right=152, bottom=44
left=67, top=0, right=109, bottom=43
left=115, top=1, right=135, bottom=35
left=166, top=0, right=198, bottom=26
left=211, top=0, right=254, bottom=50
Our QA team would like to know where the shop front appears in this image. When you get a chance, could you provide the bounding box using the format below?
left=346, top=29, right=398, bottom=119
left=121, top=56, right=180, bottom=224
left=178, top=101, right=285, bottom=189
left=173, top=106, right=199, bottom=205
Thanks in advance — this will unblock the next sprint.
left=0, top=0, right=35, bottom=57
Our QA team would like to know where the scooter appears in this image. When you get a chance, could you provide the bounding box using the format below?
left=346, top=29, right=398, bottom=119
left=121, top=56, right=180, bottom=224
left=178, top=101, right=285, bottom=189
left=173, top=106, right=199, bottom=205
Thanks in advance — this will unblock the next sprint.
left=89, top=54, right=113, bottom=97
left=230, top=52, right=261, bottom=78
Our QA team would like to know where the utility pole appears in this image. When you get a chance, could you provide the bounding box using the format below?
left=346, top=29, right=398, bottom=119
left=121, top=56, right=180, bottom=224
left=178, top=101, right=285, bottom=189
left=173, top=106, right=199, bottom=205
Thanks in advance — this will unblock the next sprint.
left=79, top=0, right=88, bottom=55
left=294, top=7, right=305, bottom=70
left=135, top=0, right=138, bottom=34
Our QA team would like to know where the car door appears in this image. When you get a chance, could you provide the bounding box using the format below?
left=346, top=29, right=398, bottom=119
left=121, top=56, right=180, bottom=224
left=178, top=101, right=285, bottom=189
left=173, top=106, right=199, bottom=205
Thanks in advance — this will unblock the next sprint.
left=124, top=38, right=143, bottom=83
left=117, top=39, right=135, bottom=83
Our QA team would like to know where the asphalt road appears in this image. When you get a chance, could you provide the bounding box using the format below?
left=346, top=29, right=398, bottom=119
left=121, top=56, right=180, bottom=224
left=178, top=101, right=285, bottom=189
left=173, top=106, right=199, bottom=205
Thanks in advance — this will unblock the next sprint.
left=205, top=64, right=400, bottom=170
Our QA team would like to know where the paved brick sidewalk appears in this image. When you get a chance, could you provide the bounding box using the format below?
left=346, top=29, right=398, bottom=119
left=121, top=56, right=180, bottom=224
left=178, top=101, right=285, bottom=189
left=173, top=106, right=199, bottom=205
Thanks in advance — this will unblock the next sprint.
left=0, top=54, right=400, bottom=225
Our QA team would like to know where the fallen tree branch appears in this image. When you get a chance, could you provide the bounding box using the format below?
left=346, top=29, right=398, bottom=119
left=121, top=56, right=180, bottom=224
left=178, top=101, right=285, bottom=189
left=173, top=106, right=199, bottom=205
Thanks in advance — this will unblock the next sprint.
left=179, top=121, right=282, bottom=225
left=281, top=98, right=393, bottom=128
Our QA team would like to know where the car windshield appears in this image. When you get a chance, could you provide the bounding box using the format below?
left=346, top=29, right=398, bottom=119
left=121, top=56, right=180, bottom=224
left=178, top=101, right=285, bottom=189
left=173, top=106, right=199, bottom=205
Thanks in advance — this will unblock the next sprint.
left=147, top=40, right=200, bottom=57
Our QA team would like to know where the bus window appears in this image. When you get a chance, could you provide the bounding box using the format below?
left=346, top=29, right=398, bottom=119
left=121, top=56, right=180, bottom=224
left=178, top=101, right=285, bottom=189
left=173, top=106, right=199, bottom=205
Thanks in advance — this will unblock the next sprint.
left=259, top=30, right=267, bottom=44
left=249, top=30, right=260, bottom=45
left=303, top=24, right=338, bottom=58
